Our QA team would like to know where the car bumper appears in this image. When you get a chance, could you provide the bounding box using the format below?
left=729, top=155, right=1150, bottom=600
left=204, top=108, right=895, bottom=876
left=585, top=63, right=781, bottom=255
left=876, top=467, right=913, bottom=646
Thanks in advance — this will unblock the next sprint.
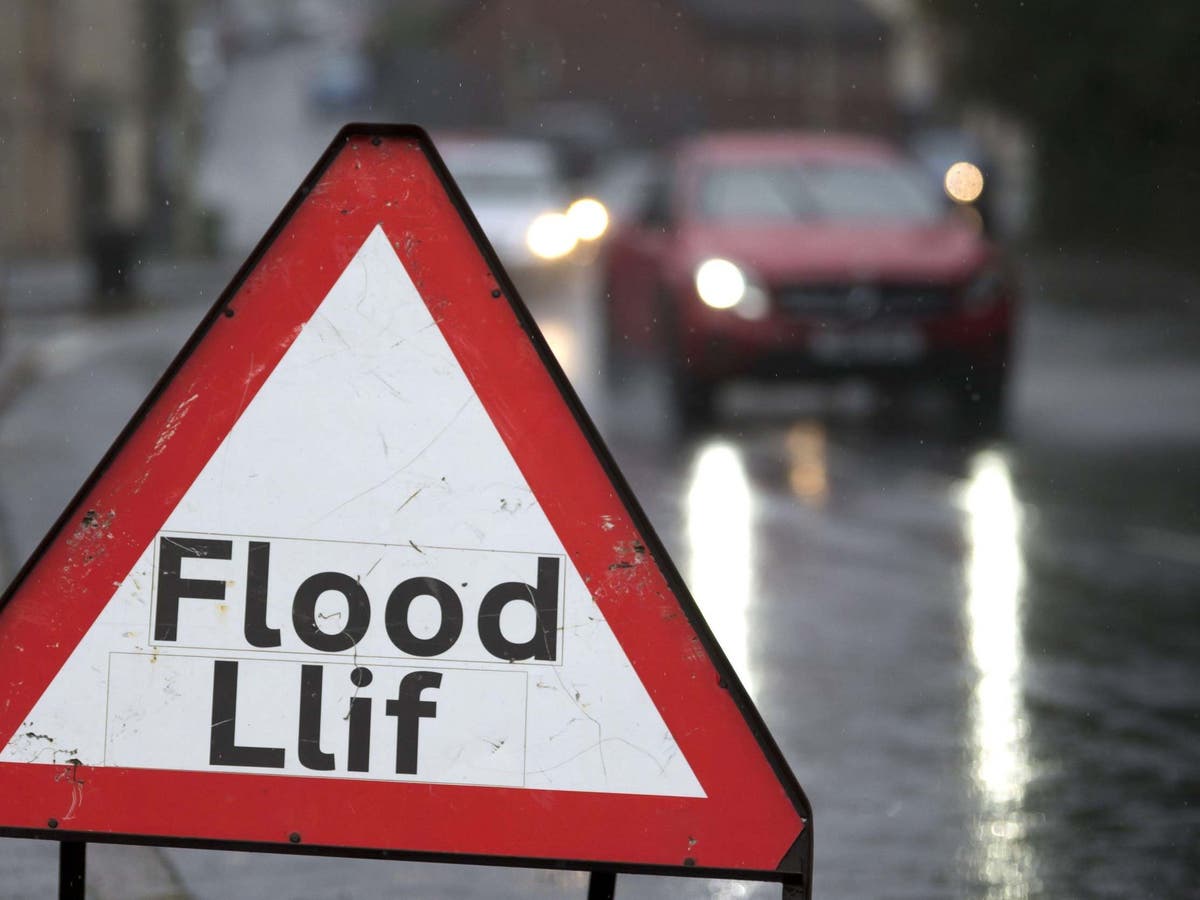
left=679, top=303, right=1014, bottom=383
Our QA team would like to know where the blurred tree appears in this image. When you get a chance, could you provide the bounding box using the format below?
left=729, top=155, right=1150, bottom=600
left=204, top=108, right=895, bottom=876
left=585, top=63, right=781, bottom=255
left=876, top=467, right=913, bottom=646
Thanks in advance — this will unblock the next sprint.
left=366, top=3, right=446, bottom=55
left=926, top=1, right=1200, bottom=254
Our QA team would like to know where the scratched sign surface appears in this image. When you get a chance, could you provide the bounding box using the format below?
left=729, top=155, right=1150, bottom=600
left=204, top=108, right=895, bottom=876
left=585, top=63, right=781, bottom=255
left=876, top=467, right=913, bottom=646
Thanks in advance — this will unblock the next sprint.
left=0, top=126, right=809, bottom=881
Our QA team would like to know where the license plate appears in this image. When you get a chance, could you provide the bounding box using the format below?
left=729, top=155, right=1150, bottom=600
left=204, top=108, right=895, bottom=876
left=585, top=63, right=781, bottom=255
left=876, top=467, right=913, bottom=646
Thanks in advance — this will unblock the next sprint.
left=808, top=327, right=925, bottom=364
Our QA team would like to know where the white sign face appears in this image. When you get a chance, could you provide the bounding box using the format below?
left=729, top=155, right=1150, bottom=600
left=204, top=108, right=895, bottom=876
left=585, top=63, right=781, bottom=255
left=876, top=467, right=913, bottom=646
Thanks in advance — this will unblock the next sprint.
left=2, top=227, right=703, bottom=798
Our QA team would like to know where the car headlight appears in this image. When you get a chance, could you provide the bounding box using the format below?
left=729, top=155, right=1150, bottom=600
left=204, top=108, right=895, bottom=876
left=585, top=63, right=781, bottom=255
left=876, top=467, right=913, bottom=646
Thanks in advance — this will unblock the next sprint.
left=944, top=161, right=984, bottom=204
left=694, top=258, right=769, bottom=319
left=526, top=212, right=578, bottom=260
left=566, top=197, right=609, bottom=241
left=963, top=266, right=1005, bottom=314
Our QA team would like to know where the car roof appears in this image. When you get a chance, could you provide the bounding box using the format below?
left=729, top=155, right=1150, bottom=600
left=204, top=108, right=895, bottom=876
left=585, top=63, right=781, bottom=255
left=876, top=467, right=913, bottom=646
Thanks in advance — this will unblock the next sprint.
left=676, top=131, right=903, bottom=166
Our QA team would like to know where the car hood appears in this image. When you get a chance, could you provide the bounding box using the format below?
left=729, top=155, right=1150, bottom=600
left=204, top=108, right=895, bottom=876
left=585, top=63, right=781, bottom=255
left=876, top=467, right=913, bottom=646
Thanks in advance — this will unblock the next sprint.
left=678, top=220, right=991, bottom=283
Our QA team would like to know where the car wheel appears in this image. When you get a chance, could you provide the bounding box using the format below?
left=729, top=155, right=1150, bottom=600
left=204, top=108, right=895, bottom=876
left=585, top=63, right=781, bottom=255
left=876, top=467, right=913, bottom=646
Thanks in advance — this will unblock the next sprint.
left=668, top=323, right=719, bottom=428
left=654, top=287, right=718, bottom=428
left=951, top=366, right=1008, bottom=433
left=670, top=363, right=718, bottom=428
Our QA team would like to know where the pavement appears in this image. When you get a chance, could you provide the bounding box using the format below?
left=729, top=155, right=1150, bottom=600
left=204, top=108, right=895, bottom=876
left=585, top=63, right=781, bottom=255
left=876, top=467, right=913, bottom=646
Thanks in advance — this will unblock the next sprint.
left=0, top=263, right=221, bottom=898
left=0, top=255, right=234, bottom=415
left=0, top=339, right=36, bottom=423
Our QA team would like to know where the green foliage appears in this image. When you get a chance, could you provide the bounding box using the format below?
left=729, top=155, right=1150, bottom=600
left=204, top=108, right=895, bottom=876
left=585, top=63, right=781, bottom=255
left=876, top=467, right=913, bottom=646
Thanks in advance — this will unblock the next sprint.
left=364, top=5, right=447, bottom=63
left=926, top=1, right=1200, bottom=249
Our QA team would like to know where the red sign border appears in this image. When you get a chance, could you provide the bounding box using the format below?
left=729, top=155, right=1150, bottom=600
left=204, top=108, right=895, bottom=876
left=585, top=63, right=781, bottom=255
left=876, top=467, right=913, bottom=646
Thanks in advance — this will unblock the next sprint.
left=0, top=124, right=811, bottom=892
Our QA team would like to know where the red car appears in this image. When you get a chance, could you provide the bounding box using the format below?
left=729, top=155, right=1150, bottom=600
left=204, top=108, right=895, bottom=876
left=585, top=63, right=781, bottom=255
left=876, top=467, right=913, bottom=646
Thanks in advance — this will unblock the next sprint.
left=600, top=132, right=1016, bottom=426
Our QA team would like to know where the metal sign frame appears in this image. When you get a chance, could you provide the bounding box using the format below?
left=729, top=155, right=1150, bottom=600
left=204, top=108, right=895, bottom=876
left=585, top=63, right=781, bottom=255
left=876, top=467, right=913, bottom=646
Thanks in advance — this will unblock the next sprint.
left=0, top=124, right=812, bottom=897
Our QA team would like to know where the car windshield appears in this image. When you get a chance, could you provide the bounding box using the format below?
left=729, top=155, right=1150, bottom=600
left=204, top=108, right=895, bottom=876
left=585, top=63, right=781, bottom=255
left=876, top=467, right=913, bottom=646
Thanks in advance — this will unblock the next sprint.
left=697, top=161, right=945, bottom=224
left=453, top=171, right=557, bottom=201
left=439, top=142, right=562, bottom=205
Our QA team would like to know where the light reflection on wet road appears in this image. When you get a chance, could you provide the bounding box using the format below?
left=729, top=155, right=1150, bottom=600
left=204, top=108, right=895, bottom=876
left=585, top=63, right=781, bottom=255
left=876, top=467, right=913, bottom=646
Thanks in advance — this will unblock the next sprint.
left=685, top=442, right=757, bottom=699
left=960, top=450, right=1035, bottom=897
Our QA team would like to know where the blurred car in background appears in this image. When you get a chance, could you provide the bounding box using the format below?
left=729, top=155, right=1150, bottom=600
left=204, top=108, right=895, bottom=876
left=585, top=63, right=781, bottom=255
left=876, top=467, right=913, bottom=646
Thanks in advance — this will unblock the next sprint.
left=435, top=135, right=609, bottom=291
left=600, top=132, right=1017, bottom=426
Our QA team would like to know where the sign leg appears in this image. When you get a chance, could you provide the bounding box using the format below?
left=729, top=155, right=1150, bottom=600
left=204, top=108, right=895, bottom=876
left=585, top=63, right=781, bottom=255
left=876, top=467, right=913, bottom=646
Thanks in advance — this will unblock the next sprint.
left=58, top=840, right=86, bottom=900
left=782, top=877, right=808, bottom=899
left=587, top=870, right=617, bottom=900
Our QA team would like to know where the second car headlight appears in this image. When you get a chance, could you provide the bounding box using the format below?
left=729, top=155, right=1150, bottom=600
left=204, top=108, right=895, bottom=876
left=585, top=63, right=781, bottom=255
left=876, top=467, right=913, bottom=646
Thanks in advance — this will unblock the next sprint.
left=566, top=197, right=609, bottom=241
left=526, top=212, right=578, bottom=260
left=694, top=258, right=768, bottom=319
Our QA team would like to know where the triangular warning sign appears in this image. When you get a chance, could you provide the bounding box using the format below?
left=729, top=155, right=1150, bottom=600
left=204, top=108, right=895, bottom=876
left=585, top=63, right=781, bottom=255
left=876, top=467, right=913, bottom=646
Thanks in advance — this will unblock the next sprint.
left=0, top=126, right=810, bottom=886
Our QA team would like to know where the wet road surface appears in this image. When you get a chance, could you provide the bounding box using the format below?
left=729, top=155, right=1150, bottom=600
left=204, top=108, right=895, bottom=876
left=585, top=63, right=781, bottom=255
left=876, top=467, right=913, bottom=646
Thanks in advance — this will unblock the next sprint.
left=0, top=258, right=1197, bottom=898
left=592, top=280, right=1200, bottom=898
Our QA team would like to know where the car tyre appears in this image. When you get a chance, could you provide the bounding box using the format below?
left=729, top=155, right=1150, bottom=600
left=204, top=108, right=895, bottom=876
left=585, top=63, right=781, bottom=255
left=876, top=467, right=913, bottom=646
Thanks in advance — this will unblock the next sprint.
left=671, top=365, right=718, bottom=429
left=952, top=366, right=1008, bottom=434
left=655, top=287, right=718, bottom=428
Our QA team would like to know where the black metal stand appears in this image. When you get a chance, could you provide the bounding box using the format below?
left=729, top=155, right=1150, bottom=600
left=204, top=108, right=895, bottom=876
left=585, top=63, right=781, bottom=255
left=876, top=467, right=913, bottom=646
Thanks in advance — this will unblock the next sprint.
left=587, top=870, right=617, bottom=900
left=58, top=840, right=86, bottom=900
left=782, top=877, right=806, bottom=898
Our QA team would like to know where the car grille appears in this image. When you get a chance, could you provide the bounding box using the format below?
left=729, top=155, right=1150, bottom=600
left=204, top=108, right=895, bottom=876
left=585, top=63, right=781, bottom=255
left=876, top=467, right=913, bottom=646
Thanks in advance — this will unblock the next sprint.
left=774, top=283, right=955, bottom=321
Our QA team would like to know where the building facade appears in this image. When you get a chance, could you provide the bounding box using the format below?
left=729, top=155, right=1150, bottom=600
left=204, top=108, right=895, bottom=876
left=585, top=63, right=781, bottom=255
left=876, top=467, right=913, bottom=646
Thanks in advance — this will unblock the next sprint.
left=0, top=0, right=195, bottom=258
left=430, top=0, right=896, bottom=143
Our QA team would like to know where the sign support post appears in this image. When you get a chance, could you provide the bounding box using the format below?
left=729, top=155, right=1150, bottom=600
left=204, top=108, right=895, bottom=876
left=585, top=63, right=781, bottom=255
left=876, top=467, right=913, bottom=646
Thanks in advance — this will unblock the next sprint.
left=587, top=871, right=617, bottom=900
left=58, top=840, right=85, bottom=900
left=784, top=879, right=807, bottom=899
